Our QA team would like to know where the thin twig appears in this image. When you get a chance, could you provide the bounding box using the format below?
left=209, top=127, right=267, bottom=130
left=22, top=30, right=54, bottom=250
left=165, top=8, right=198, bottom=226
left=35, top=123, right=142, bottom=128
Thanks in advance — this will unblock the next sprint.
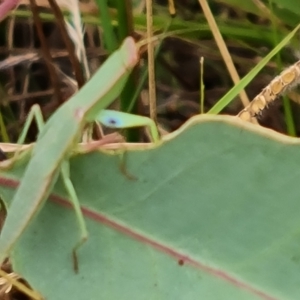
left=146, top=0, right=157, bottom=123
left=29, top=0, right=63, bottom=103
left=47, top=0, right=85, bottom=87
left=198, top=0, right=250, bottom=107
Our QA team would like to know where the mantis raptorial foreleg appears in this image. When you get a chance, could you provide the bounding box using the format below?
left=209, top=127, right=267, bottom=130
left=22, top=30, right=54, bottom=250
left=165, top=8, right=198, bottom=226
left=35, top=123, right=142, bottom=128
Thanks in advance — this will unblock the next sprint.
left=99, top=110, right=160, bottom=180
left=97, top=109, right=159, bottom=142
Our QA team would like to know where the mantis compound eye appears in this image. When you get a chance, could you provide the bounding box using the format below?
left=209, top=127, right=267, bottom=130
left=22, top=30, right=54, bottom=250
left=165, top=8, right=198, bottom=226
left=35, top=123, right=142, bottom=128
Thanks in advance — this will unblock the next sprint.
left=103, top=117, right=120, bottom=128
left=98, top=110, right=125, bottom=128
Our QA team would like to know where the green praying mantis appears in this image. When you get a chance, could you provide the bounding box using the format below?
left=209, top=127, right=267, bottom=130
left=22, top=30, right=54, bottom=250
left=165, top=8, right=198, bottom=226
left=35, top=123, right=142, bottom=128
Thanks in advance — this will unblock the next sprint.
left=0, top=36, right=160, bottom=271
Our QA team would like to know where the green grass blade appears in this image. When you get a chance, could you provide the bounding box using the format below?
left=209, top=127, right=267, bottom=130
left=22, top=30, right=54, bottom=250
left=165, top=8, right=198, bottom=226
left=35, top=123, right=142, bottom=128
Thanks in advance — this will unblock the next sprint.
left=268, top=0, right=295, bottom=136
left=94, top=0, right=118, bottom=52
left=0, top=109, right=9, bottom=143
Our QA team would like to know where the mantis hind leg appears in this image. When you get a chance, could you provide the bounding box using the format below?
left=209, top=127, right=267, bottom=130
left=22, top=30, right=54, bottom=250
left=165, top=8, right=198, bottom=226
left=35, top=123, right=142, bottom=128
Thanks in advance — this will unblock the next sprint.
left=61, top=160, right=88, bottom=273
left=0, top=105, right=45, bottom=169
left=16, top=104, right=45, bottom=144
